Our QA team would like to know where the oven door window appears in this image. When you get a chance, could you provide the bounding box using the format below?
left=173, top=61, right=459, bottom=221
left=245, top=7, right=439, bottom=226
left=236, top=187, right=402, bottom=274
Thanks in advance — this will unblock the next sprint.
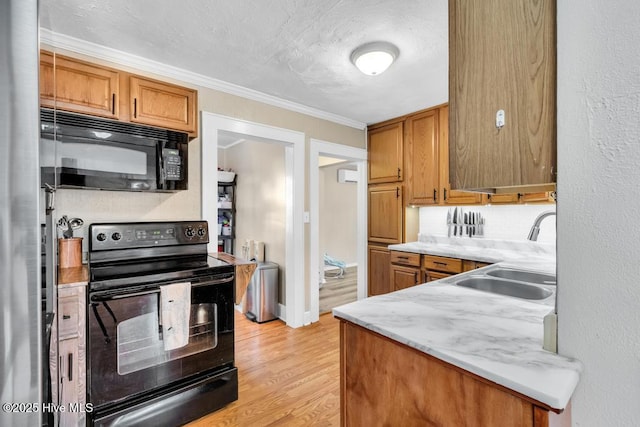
left=88, top=279, right=234, bottom=408
left=117, top=303, right=218, bottom=375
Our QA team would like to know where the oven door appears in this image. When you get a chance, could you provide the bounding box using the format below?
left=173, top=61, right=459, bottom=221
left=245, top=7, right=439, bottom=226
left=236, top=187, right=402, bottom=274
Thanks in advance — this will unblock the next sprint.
left=87, top=272, right=234, bottom=409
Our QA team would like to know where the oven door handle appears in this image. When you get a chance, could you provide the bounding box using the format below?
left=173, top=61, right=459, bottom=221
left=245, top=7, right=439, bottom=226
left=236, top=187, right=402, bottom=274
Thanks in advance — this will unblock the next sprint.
left=91, top=274, right=235, bottom=301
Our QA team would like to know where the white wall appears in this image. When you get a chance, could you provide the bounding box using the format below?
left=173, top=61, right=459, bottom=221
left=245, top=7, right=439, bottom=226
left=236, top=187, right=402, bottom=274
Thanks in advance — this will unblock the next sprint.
left=418, top=204, right=556, bottom=244
left=558, top=1, right=640, bottom=425
left=319, top=163, right=357, bottom=265
left=222, top=140, right=286, bottom=303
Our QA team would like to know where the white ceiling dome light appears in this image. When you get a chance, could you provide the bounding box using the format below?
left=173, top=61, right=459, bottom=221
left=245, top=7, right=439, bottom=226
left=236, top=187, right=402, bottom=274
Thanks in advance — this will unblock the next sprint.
left=350, top=41, right=400, bottom=76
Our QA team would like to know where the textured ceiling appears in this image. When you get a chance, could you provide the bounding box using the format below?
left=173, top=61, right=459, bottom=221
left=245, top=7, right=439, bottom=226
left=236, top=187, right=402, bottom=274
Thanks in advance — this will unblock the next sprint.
left=39, top=0, right=449, bottom=125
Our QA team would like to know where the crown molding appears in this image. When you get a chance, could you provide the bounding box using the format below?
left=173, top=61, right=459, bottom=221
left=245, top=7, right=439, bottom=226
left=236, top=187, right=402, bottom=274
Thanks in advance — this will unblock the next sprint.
left=40, top=29, right=366, bottom=130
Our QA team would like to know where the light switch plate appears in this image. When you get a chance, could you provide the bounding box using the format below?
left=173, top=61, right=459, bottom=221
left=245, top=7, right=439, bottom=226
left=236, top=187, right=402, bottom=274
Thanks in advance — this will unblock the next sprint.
left=303, top=211, right=310, bottom=223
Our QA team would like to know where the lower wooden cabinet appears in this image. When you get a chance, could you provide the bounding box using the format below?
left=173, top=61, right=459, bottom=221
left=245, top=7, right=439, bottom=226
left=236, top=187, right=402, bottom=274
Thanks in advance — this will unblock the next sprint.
left=390, top=264, right=421, bottom=291
left=368, top=245, right=391, bottom=296
left=462, top=259, right=492, bottom=272
left=52, top=284, right=87, bottom=427
left=340, top=320, right=568, bottom=426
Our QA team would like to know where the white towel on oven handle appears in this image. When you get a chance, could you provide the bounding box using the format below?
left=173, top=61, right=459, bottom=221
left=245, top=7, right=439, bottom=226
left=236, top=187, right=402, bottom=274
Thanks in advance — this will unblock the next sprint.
left=160, top=282, right=191, bottom=351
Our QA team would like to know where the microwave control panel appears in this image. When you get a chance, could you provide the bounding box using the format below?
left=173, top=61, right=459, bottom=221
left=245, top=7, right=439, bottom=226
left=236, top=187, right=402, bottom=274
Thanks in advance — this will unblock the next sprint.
left=163, top=148, right=182, bottom=180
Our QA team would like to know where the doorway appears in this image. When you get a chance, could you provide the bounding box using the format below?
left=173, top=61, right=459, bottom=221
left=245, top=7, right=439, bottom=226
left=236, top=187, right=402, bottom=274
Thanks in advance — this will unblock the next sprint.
left=201, top=112, right=306, bottom=328
left=309, top=139, right=367, bottom=323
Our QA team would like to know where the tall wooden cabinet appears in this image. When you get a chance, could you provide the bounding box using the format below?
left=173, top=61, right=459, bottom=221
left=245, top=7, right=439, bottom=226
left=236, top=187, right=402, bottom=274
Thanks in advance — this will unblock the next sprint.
left=449, top=0, right=556, bottom=193
left=405, top=109, right=439, bottom=206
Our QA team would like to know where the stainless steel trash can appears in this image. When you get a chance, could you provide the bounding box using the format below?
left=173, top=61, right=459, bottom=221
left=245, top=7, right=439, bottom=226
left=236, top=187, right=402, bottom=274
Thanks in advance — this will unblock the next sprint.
left=244, top=262, right=279, bottom=323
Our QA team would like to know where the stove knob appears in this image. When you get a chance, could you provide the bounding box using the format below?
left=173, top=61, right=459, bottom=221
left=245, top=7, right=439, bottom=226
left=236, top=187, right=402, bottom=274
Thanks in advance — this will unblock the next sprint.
left=197, top=227, right=207, bottom=237
left=111, top=232, right=122, bottom=241
left=96, top=233, right=107, bottom=242
left=184, top=226, right=195, bottom=238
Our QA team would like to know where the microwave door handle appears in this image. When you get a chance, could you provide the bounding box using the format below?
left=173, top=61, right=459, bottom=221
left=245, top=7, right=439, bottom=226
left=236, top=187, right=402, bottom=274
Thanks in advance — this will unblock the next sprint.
left=157, top=142, right=166, bottom=189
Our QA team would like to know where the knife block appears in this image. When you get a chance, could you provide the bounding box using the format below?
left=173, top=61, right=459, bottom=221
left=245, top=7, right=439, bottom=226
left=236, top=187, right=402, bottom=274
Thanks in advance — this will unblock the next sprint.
left=58, top=237, right=83, bottom=268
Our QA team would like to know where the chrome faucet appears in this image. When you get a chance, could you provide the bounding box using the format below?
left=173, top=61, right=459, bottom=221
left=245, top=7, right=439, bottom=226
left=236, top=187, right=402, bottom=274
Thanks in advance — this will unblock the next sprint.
left=527, top=210, right=556, bottom=241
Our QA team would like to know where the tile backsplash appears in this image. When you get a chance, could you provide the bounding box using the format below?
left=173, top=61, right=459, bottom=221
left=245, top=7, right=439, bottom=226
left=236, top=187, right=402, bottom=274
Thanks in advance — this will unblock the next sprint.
left=419, top=204, right=556, bottom=245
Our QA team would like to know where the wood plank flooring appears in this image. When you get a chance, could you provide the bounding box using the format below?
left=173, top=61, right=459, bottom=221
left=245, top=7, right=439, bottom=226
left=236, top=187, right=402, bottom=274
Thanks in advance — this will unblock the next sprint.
left=319, top=266, right=357, bottom=314
left=187, top=311, right=340, bottom=426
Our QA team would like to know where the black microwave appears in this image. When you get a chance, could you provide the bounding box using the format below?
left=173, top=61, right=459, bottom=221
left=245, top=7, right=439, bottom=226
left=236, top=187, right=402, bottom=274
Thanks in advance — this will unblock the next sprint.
left=40, top=108, right=188, bottom=192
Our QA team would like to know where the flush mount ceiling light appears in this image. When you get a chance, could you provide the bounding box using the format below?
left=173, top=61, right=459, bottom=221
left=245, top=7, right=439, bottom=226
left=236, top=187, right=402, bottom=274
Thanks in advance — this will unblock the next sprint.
left=350, top=41, right=400, bottom=76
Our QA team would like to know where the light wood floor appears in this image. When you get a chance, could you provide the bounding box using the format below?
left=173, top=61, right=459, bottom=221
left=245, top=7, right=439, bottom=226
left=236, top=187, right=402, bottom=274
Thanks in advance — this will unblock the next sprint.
left=319, top=266, right=357, bottom=314
left=187, top=311, right=341, bottom=426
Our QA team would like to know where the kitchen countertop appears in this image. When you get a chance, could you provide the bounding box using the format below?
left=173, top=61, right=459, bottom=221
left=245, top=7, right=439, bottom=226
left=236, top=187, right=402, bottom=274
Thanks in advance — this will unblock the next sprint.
left=335, top=237, right=582, bottom=410
left=388, top=234, right=556, bottom=264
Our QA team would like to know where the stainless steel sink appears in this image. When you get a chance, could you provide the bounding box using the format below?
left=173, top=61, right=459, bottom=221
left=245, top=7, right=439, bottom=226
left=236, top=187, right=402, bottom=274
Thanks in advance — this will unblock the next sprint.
left=485, top=268, right=556, bottom=285
left=455, top=277, right=553, bottom=300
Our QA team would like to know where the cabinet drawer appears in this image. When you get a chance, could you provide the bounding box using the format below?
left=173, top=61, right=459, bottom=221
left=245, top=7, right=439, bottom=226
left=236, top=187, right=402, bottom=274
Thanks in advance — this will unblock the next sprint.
left=462, top=260, right=492, bottom=272
left=422, top=255, right=462, bottom=274
left=58, top=297, right=79, bottom=339
left=390, top=251, right=421, bottom=267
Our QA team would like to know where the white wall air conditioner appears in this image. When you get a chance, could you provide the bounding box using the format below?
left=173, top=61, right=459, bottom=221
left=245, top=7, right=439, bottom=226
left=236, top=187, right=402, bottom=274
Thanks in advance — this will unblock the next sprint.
left=337, top=169, right=358, bottom=183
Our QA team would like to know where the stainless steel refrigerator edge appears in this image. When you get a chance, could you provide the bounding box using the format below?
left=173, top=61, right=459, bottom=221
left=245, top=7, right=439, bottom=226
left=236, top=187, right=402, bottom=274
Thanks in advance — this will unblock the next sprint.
left=0, top=0, right=42, bottom=426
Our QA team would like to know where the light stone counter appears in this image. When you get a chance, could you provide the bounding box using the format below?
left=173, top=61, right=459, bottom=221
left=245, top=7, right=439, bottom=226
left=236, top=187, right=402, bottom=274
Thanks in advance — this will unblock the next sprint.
left=334, top=238, right=582, bottom=410
left=388, top=234, right=556, bottom=265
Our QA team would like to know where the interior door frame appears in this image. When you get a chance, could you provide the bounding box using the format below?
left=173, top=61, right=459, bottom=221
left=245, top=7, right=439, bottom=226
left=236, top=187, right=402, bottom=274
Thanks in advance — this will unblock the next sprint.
left=201, top=111, right=306, bottom=328
left=309, top=139, right=367, bottom=323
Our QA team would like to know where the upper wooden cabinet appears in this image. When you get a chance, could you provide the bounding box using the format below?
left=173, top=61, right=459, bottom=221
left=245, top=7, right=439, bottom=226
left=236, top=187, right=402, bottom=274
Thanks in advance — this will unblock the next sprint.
left=438, top=106, right=484, bottom=205
left=449, top=0, right=557, bottom=193
left=40, top=51, right=198, bottom=137
left=368, top=184, right=403, bottom=244
left=406, top=109, right=439, bottom=205
left=368, top=121, right=403, bottom=184
left=129, top=76, right=197, bottom=134
left=40, top=51, right=119, bottom=119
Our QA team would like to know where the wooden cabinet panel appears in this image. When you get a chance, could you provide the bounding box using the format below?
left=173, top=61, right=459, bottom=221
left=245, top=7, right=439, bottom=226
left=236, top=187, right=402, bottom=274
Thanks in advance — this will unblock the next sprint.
left=449, top=0, right=556, bottom=192
left=521, top=192, right=555, bottom=203
left=390, top=251, right=421, bottom=268
left=40, top=51, right=119, bottom=119
left=391, top=265, right=421, bottom=291
left=341, top=321, right=545, bottom=426
left=423, top=255, right=463, bottom=274
left=368, top=121, right=403, bottom=184
left=130, top=76, right=197, bottom=134
left=368, top=245, right=391, bottom=296
left=425, top=270, right=452, bottom=282
left=438, top=105, right=484, bottom=206
left=462, top=260, right=492, bottom=272
left=368, top=184, right=403, bottom=244
left=406, top=109, right=439, bottom=205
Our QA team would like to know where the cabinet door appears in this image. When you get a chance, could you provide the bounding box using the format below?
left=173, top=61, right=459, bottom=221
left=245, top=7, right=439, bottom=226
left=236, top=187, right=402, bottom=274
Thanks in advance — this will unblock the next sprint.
left=449, top=0, right=556, bottom=191
left=462, top=260, right=492, bottom=272
left=406, top=109, right=439, bottom=205
left=368, top=245, right=391, bottom=296
left=425, top=270, right=452, bottom=282
left=438, top=106, right=484, bottom=205
left=130, top=76, right=197, bottom=134
left=58, top=338, right=86, bottom=427
left=40, top=51, right=119, bottom=119
left=520, top=192, right=555, bottom=203
left=368, top=184, right=403, bottom=244
left=368, top=121, right=403, bottom=184
left=391, top=265, right=421, bottom=291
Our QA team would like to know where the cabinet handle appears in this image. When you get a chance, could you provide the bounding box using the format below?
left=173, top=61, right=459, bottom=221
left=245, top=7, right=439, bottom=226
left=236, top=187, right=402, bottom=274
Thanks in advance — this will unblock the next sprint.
left=433, top=188, right=437, bottom=201
left=397, top=168, right=401, bottom=179
left=112, top=93, right=116, bottom=115
left=68, top=353, right=73, bottom=382
left=396, top=187, right=400, bottom=198
left=63, top=314, right=71, bottom=320
left=397, top=256, right=409, bottom=260
left=434, top=261, right=447, bottom=266
left=444, top=188, right=447, bottom=201
left=133, top=98, right=137, bottom=118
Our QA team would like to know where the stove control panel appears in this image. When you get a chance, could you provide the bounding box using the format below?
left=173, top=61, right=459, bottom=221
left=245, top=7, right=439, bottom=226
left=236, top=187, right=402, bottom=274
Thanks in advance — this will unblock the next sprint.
left=89, top=221, right=209, bottom=251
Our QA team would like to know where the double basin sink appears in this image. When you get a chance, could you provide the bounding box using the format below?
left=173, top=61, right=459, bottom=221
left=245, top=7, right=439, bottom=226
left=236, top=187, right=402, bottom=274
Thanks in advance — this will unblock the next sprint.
left=452, top=266, right=556, bottom=301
